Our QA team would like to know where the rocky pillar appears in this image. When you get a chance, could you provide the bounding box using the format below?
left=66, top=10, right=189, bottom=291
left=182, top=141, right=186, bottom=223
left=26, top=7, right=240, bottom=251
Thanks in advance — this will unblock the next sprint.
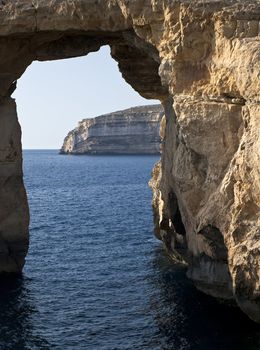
left=0, top=97, right=29, bottom=273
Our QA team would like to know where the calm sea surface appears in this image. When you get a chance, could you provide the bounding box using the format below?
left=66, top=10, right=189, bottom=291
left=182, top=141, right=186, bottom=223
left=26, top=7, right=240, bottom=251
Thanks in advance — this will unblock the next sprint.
left=0, top=150, right=259, bottom=350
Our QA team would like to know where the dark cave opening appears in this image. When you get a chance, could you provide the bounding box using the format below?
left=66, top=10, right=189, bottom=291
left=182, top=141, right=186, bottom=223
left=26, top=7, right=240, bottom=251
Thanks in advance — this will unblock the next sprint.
left=168, top=191, right=186, bottom=236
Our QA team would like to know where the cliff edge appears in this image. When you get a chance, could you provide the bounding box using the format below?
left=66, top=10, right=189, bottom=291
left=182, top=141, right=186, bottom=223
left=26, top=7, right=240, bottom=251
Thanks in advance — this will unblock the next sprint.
left=60, top=105, right=163, bottom=155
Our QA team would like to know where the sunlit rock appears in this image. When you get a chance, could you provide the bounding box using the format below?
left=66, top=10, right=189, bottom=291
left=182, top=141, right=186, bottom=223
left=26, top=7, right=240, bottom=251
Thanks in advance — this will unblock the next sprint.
left=60, top=105, right=163, bottom=155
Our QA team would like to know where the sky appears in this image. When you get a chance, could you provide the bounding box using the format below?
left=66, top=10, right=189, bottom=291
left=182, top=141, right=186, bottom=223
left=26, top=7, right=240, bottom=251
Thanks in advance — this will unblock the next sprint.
left=13, top=46, right=159, bottom=149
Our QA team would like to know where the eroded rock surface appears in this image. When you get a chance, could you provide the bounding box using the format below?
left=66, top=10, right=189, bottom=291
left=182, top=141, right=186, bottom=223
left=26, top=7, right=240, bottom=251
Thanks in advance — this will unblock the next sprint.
left=60, top=105, right=163, bottom=154
left=0, top=0, right=259, bottom=322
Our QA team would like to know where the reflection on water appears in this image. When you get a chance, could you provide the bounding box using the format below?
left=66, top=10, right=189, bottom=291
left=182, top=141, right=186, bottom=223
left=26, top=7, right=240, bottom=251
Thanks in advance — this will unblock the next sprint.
left=0, top=275, right=51, bottom=350
left=149, top=246, right=260, bottom=350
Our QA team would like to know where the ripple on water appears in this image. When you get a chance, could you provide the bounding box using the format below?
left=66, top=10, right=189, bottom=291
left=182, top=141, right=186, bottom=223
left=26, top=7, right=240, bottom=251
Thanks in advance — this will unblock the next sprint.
left=0, top=151, right=259, bottom=350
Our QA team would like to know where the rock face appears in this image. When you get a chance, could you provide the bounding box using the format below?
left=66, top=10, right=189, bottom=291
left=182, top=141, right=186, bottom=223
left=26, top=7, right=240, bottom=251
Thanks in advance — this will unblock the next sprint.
left=60, top=105, right=163, bottom=155
left=0, top=0, right=259, bottom=323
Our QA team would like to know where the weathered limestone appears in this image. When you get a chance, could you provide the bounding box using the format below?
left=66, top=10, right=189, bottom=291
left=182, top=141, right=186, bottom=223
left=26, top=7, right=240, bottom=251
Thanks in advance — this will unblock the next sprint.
left=0, top=0, right=259, bottom=323
left=0, top=98, right=29, bottom=272
left=60, top=105, right=163, bottom=155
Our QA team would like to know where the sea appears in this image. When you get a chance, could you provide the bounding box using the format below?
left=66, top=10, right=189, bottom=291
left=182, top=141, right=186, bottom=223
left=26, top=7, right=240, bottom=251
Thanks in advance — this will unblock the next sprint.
left=0, top=150, right=259, bottom=350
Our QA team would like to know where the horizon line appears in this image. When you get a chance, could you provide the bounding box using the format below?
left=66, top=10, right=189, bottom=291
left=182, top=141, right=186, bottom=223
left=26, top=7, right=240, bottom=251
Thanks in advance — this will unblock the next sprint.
left=23, top=148, right=59, bottom=150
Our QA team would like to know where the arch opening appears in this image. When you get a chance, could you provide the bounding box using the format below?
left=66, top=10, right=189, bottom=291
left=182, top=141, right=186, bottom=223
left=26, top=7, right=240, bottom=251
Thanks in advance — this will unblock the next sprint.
left=0, top=30, right=169, bottom=273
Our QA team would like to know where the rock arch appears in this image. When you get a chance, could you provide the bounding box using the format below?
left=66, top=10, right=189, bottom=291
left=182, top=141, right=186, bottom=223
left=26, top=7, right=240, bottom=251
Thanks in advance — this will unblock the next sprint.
left=0, top=1, right=259, bottom=323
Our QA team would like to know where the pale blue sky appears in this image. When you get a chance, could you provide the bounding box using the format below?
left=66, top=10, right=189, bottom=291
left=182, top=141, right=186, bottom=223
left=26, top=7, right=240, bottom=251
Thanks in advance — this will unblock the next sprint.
left=13, top=46, right=158, bottom=149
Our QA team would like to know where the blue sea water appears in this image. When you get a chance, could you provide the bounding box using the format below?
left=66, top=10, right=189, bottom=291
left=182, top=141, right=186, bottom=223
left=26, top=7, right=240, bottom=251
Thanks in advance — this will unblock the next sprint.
left=0, top=150, right=259, bottom=350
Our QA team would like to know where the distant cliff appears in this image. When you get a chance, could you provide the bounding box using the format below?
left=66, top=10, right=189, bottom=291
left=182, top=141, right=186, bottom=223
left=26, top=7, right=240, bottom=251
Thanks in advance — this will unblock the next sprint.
left=60, top=105, right=163, bottom=155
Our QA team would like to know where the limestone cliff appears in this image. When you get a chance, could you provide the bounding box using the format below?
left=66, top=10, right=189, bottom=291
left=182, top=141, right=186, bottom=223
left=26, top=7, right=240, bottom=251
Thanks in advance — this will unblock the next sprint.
left=60, top=105, right=163, bottom=155
left=0, top=0, right=259, bottom=323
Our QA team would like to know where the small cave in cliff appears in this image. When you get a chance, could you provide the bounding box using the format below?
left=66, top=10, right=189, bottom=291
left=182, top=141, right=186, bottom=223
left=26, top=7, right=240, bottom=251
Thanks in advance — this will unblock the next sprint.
left=168, top=191, right=186, bottom=236
left=197, top=225, right=228, bottom=262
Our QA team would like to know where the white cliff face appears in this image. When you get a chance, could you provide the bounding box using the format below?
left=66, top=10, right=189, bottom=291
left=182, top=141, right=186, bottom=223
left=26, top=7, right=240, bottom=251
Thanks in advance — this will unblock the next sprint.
left=60, top=105, right=163, bottom=154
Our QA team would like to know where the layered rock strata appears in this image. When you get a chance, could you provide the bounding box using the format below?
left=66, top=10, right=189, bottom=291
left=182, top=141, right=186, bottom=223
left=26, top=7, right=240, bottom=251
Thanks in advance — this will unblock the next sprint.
left=0, top=0, right=259, bottom=323
left=60, top=105, right=163, bottom=155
